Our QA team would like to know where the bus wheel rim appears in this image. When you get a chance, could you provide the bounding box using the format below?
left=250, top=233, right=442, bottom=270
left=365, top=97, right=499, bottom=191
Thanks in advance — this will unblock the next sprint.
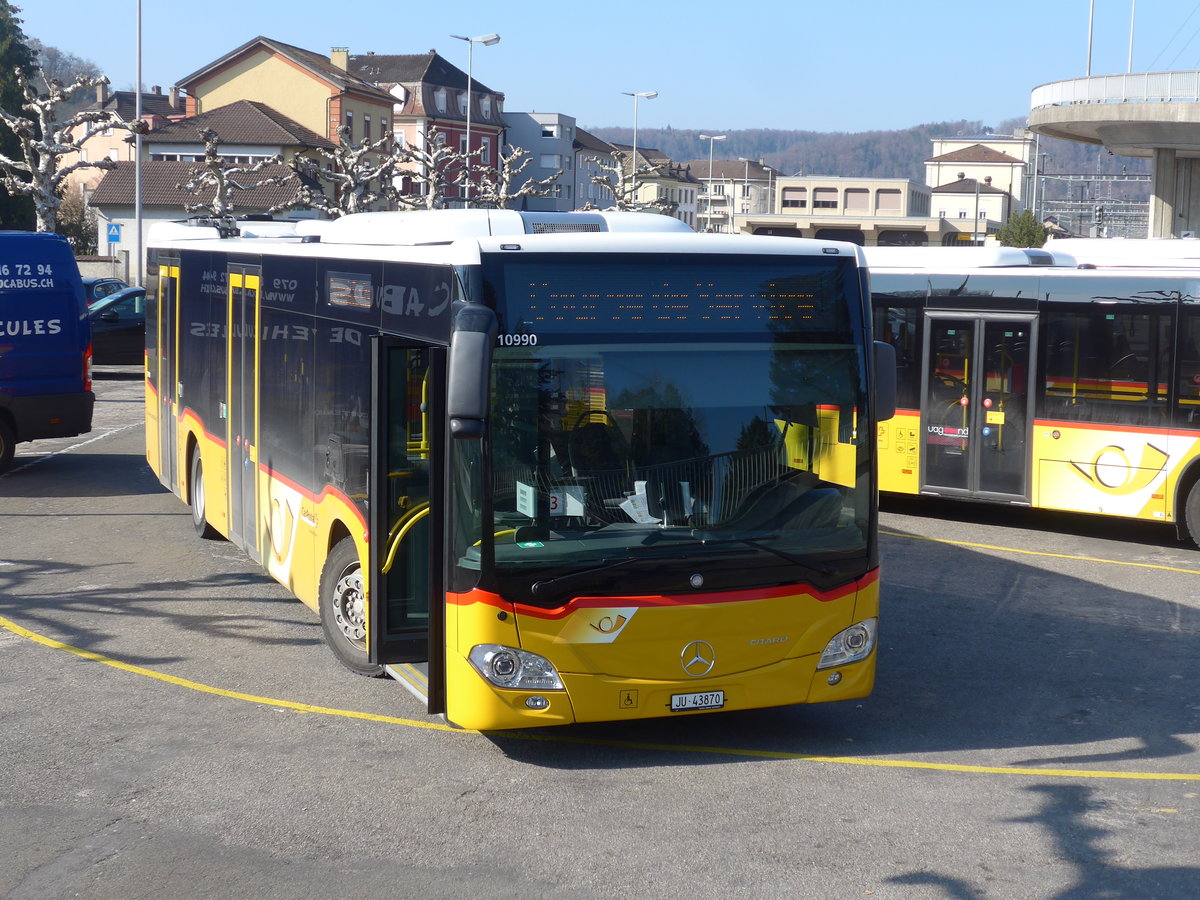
left=331, top=568, right=366, bottom=644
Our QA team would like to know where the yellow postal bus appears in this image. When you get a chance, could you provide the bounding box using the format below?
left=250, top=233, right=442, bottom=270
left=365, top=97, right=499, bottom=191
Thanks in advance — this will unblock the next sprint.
left=865, top=246, right=1200, bottom=543
left=146, top=211, right=894, bottom=730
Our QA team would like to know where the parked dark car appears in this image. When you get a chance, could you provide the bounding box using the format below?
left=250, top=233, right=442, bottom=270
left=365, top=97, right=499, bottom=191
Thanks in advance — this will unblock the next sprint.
left=88, top=287, right=146, bottom=365
left=82, top=276, right=129, bottom=306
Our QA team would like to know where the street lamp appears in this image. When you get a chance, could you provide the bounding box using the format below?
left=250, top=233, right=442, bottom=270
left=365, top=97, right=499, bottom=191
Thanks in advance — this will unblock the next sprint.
left=699, top=133, right=725, bottom=231
left=450, top=33, right=500, bottom=203
left=622, top=90, right=657, bottom=206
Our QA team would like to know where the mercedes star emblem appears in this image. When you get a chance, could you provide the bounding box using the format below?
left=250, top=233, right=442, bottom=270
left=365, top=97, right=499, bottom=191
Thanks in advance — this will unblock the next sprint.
left=681, top=640, right=716, bottom=677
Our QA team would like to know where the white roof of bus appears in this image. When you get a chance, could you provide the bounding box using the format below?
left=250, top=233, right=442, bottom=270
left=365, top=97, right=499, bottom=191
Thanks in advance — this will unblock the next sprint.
left=861, top=245, right=1070, bottom=269
left=1044, top=237, right=1200, bottom=267
left=147, top=210, right=867, bottom=262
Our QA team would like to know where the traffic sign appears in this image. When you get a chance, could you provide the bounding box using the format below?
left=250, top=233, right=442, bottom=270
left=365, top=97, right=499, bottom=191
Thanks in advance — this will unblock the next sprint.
left=106, top=223, right=122, bottom=243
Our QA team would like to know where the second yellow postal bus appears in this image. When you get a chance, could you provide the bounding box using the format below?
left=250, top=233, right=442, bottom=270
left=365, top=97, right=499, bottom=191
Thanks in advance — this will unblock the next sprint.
left=146, top=210, right=895, bottom=730
left=865, top=245, right=1200, bottom=543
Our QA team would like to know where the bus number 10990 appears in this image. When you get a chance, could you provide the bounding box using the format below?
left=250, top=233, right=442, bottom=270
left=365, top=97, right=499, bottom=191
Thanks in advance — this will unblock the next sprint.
left=497, top=333, right=538, bottom=346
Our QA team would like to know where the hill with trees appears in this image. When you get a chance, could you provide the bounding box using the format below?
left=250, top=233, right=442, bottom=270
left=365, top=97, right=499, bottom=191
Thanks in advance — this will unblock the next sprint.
left=586, top=117, right=1150, bottom=197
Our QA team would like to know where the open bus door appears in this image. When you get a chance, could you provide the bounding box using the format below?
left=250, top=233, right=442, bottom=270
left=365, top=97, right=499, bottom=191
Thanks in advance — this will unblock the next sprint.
left=153, top=258, right=180, bottom=487
left=920, top=312, right=1037, bottom=502
left=369, top=337, right=447, bottom=716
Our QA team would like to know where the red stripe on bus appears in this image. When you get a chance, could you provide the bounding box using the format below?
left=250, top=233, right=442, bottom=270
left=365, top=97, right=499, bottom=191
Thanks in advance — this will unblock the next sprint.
left=448, top=568, right=879, bottom=620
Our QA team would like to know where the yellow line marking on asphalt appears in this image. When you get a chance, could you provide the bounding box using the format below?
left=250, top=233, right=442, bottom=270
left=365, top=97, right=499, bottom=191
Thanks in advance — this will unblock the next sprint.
left=880, top=529, right=1200, bottom=576
left=4, top=614, right=1199, bottom=782
left=0, top=615, right=461, bottom=735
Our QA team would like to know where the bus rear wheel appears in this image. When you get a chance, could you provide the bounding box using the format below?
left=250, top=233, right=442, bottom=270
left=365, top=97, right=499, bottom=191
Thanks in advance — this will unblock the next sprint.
left=189, top=450, right=220, bottom=539
left=320, top=537, right=384, bottom=677
left=1184, top=481, right=1200, bottom=548
left=0, top=418, right=14, bottom=474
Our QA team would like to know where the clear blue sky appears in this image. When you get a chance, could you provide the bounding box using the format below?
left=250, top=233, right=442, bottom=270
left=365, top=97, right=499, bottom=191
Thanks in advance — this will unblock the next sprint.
left=14, top=1, right=1200, bottom=133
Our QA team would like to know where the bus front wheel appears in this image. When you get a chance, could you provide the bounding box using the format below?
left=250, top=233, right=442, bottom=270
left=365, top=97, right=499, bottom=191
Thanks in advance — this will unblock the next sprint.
left=320, top=537, right=384, bottom=677
left=189, top=450, right=220, bottom=539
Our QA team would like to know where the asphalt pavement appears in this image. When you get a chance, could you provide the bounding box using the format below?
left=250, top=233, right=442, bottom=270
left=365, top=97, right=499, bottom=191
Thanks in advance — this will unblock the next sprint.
left=2, top=375, right=1198, bottom=899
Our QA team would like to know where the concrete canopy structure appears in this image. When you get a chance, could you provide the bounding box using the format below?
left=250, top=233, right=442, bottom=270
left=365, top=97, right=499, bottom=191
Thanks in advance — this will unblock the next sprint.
left=1028, top=71, right=1200, bottom=238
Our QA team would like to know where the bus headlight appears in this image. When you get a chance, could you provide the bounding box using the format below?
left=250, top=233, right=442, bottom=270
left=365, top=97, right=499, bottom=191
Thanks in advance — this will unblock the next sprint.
left=468, top=644, right=565, bottom=690
left=816, top=618, right=877, bottom=670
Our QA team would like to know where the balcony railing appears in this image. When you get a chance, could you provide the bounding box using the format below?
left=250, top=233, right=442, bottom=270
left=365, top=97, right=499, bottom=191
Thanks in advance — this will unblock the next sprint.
left=1031, top=71, right=1200, bottom=109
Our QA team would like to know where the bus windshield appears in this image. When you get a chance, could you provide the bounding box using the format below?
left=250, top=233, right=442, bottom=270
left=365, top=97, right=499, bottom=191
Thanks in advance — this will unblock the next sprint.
left=470, top=252, right=872, bottom=608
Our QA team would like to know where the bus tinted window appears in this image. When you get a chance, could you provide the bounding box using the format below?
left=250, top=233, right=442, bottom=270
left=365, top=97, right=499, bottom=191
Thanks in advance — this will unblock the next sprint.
left=1039, top=310, right=1169, bottom=426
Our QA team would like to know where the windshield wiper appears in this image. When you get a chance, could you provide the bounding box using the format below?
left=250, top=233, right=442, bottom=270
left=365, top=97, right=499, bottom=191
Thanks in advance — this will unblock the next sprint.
left=645, top=533, right=834, bottom=577
left=530, top=557, right=641, bottom=600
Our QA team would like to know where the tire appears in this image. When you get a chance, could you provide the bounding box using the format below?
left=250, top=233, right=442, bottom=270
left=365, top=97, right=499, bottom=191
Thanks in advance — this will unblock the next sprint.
left=320, top=537, right=384, bottom=677
left=0, top=417, right=14, bottom=475
left=189, top=449, right=220, bottom=539
left=1184, top=480, right=1200, bottom=548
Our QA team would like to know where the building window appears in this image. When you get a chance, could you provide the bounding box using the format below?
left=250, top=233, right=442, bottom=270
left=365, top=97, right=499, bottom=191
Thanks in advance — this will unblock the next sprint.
left=540, top=154, right=561, bottom=169
left=978, top=210, right=987, bottom=220
left=344, top=110, right=353, bottom=139
left=542, top=123, right=559, bottom=138
left=741, top=184, right=751, bottom=198
left=435, top=88, right=447, bottom=113
left=714, top=183, right=726, bottom=196
left=460, top=135, right=469, bottom=155
left=481, top=96, right=491, bottom=119
left=480, top=137, right=491, bottom=164
left=458, top=91, right=468, bottom=115
left=813, top=187, right=837, bottom=209
left=381, top=117, right=389, bottom=138
left=845, top=188, right=869, bottom=211
left=782, top=187, right=807, bottom=208
left=958, top=209, right=968, bottom=218
left=364, top=115, right=372, bottom=142
left=876, top=189, right=902, bottom=212
left=937, top=209, right=946, bottom=218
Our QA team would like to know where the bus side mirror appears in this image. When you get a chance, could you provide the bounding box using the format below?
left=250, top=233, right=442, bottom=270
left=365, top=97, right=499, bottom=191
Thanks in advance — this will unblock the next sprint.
left=874, top=341, right=897, bottom=422
left=447, top=303, right=498, bottom=440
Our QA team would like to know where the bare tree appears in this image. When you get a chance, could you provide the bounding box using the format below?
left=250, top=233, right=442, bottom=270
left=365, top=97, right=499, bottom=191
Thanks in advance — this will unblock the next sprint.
left=0, top=68, right=140, bottom=232
left=473, top=145, right=562, bottom=210
left=584, top=149, right=674, bottom=214
left=391, top=127, right=466, bottom=211
left=277, top=124, right=398, bottom=218
left=177, top=128, right=292, bottom=216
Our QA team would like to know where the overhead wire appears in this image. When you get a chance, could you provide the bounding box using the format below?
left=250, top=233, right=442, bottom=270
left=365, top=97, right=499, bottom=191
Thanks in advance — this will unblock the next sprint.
left=1146, top=1, right=1200, bottom=69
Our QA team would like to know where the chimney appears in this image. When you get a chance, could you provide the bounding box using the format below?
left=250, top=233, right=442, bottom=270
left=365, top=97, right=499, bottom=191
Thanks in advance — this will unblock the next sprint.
left=169, top=86, right=179, bottom=110
left=330, top=47, right=349, bottom=71
left=151, top=85, right=161, bottom=95
left=96, top=82, right=108, bottom=104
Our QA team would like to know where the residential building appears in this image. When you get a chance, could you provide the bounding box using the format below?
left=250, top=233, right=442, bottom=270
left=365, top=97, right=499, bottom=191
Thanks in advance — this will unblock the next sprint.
left=347, top=50, right=505, bottom=204
left=175, top=37, right=396, bottom=148
left=88, top=100, right=332, bottom=267
left=925, top=134, right=1032, bottom=210
left=930, top=174, right=1009, bottom=244
left=574, top=128, right=618, bottom=210
left=610, top=143, right=699, bottom=228
left=682, top=158, right=775, bottom=233
left=503, top=112, right=575, bottom=211
left=62, top=84, right=185, bottom=196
